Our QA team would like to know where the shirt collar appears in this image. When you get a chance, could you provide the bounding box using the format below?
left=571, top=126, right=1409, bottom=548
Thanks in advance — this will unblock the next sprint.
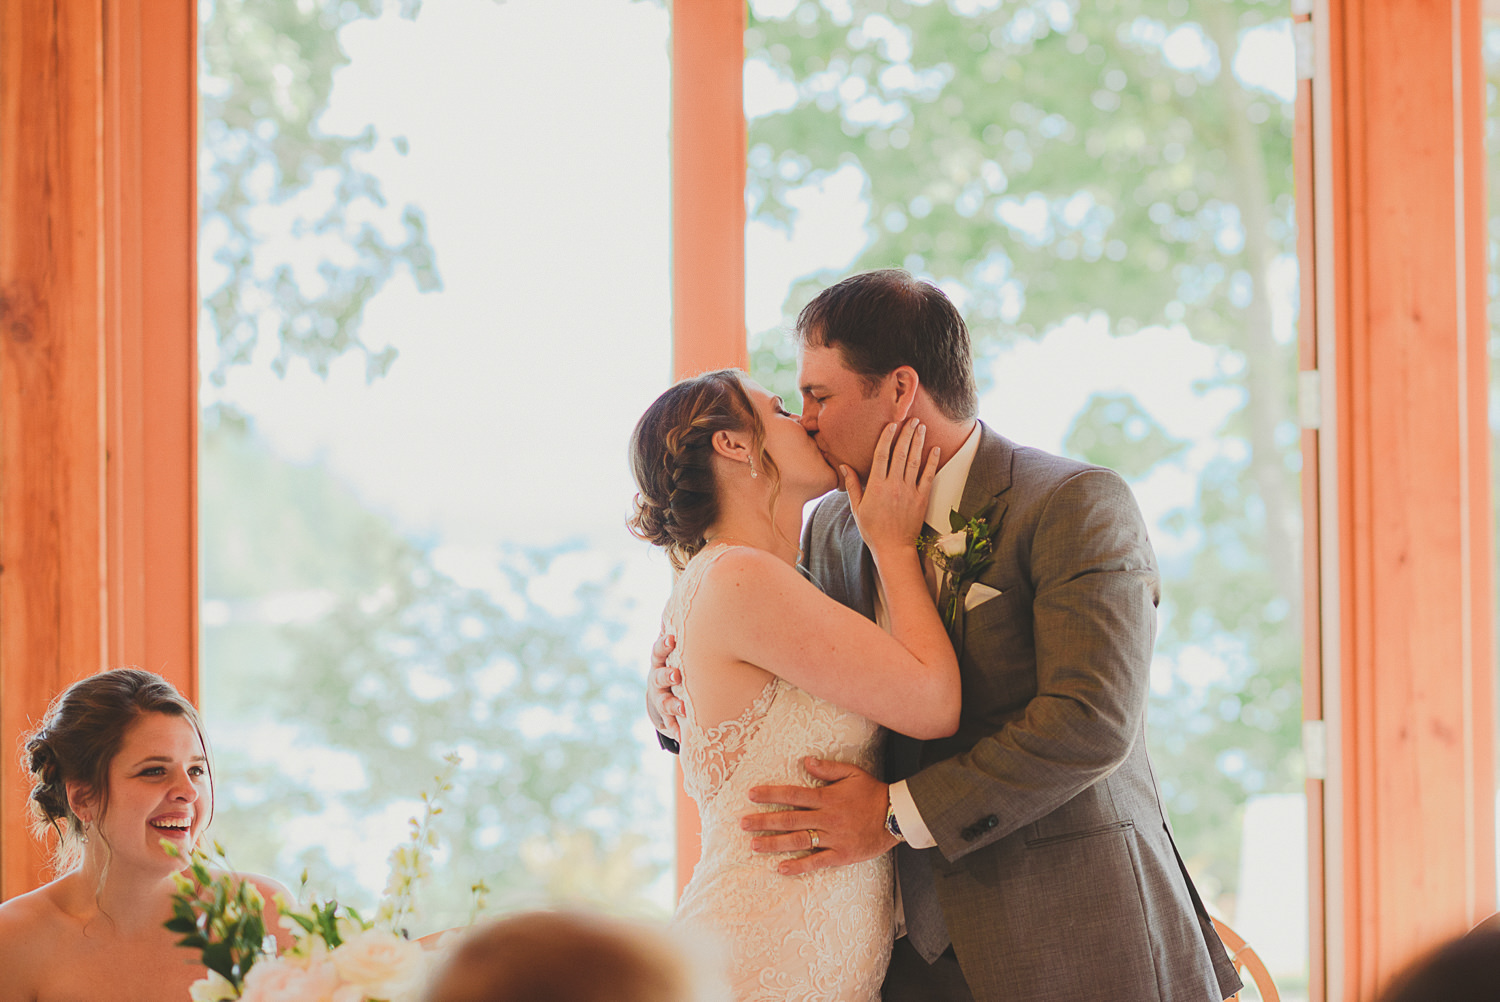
left=924, top=421, right=982, bottom=533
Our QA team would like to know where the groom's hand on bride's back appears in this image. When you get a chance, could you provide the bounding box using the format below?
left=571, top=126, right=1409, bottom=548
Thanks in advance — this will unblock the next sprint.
left=647, top=633, right=684, bottom=742
left=743, top=758, right=898, bottom=876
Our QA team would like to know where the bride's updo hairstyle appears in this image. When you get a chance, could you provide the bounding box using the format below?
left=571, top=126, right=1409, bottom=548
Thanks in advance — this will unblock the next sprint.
left=628, top=369, right=782, bottom=570
left=23, top=668, right=208, bottom=872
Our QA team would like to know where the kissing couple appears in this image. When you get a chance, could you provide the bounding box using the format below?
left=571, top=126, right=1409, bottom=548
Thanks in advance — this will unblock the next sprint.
left=629, top=270, right=1242, bottom=1002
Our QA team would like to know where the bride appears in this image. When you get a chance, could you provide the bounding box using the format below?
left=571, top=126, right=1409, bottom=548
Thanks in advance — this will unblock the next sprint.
left=627, top=369, right=959, bottom=1002
left=0, top=668, right=290, bottom=1002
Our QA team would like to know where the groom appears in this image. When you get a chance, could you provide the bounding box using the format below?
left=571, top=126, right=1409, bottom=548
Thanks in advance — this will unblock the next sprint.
left=651, top=269, right=1241, bottom=1002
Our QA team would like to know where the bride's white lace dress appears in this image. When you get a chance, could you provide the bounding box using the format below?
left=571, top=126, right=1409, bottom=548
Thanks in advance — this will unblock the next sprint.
left=667, top=543, right=893, bottom=1002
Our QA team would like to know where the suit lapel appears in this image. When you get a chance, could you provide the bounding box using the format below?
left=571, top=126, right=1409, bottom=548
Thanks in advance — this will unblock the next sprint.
left=956, top=421, right=1014, bottom=525
left=936, top=423, right=1014, bottom=675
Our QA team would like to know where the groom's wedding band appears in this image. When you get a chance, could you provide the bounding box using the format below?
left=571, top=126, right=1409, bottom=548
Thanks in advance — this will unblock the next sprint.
left=808, top=829, right=820, bottom=850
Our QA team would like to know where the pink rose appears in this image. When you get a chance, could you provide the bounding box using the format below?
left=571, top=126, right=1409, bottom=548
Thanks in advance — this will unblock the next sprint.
left=239, top=957, right=341, bottom=1002
left=331, top=929, right=428, bottom=1001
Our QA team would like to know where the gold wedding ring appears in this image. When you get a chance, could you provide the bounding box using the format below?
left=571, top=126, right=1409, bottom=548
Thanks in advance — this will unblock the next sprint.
left=808, top=829, right=820, bottom=850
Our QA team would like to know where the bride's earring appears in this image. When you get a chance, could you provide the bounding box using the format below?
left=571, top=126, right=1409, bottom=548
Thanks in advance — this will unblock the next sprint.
left=79, top=819, right=90, bottom=844
left=748, top=457, right=758, bottom=479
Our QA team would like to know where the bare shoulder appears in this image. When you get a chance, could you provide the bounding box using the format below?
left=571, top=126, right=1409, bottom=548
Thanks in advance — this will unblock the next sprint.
left=235, top=870, right=292, bottom=900
left=695, top=546, right=806, bottom=599
left=0, top=883, right=65, bottom=999
left=0, top=878, right=66, bottom=932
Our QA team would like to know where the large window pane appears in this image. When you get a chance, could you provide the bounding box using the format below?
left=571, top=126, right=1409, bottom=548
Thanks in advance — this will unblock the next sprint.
left=199, top=0, right=674, bottom=929
left=745, top=3, right=1306, bottom=996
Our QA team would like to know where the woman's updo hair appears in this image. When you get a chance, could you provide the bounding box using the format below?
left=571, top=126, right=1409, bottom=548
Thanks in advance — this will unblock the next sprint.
left=628, top=369, right=780, bottom=570
left=22, top=667, right=207, bottom=873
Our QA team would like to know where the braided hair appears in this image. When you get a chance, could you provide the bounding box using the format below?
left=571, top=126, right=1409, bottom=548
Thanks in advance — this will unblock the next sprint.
left=21, top=668, right=208, bottom=874
left=627, top=369, right=781, bottom=570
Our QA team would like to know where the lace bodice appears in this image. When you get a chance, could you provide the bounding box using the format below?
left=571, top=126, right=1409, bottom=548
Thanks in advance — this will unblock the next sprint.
left=665, top=544, right=893, bottom=1002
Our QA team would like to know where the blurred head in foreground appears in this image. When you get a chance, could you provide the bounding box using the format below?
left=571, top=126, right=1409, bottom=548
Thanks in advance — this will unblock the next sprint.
left=1376, top=929, right=1500, bottom=1002
left=423, top=909, right=723, bottom=1002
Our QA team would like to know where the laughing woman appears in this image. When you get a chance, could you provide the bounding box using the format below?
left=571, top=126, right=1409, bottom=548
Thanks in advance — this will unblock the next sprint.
left=0, top=668, right=290, bottom=1002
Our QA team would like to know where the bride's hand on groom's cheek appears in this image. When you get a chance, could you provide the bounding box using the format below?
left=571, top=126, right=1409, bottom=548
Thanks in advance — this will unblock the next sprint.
left=742, top=758, right=898, bottom=877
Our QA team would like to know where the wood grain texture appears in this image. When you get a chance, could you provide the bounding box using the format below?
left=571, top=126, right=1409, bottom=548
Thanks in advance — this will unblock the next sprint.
left=0, top=0, right=198, bottom=900
left=0, top=0, right=109, bottom=898
left=672, top=0, right=747, bottom=380
left=103, top=0, right=197, bottom=695
left=1326, top=0, right=1496, bottom=995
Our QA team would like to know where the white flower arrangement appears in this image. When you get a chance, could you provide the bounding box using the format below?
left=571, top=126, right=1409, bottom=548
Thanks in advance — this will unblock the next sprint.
left=168, top=754, right=475, bottom=1002
left=921, top=506, right=999, bottom=630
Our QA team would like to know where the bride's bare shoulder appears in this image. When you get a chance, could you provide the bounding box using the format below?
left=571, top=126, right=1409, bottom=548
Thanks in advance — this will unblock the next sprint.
left=688, top=547, right=820, bottom=642
left=696, top=545, right=803, bottom=588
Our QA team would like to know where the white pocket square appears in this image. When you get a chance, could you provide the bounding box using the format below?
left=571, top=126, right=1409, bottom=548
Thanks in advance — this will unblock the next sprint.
left=965, top=582, right=1003, bottom=611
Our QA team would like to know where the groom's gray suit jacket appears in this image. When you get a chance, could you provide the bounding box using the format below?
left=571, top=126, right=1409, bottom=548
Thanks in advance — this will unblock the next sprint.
left=801, top=423, right=1241, bottom=1002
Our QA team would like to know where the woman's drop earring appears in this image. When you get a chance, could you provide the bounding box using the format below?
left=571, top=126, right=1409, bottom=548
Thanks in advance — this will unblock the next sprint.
left=79, top=820, right=90, bottom=844
left=748, top=458, right=758, bottom=479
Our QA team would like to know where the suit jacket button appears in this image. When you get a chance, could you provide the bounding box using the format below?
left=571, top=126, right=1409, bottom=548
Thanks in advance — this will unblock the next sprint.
left=960, top=826, right=976, bottom=842
left=983, top=815, right=998, bottom=829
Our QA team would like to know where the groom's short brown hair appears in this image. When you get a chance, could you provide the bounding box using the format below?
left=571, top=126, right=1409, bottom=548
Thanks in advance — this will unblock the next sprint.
left=795, top=269, right=978, bottom=422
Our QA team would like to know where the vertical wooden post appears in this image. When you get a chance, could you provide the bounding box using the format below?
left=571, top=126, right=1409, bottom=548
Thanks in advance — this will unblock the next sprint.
left=0, top=0, right=197, bottom=899
left=670, top=0, right=745, bottom=894
left=1320, top=0, right=1496, bottom=994
left=0, top=0, right=110, bottom=898
left=673, top=1, right=747, bottom=379
left=103, top=0, right=198, bottom=689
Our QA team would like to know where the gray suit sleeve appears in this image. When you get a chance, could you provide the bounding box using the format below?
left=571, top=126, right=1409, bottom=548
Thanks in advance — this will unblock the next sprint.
left=906, top=468, right=1160, bottom=862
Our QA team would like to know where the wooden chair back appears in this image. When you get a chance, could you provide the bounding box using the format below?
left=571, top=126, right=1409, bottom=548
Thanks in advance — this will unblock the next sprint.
left=1212, top=917, right=1281, bottom=1002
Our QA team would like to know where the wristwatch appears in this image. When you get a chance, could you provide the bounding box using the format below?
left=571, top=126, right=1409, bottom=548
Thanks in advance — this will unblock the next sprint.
left=884, top=797, right=906, bottom=843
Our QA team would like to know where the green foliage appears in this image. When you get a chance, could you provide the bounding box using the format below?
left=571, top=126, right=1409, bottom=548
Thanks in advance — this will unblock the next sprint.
left=200, top=0, right=442, bottom=386
left=201, top=419, right=665, bottom=930
left=277, top=546, right=659, bottom=924
left=922, top=504, right=999, bottom=631
left=165, top=844, right=271, bottom=991
left=1064, top=392, right=1188, bottom=479
left=746, top=0, right=1302, bottom=905
left=747, top=0, right=1294, bottom=344
left=198, top=0, right=672, bottom=932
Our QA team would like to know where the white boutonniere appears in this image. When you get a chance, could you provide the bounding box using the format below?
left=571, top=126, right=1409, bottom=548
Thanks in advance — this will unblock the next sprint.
left=921, top=505, right=999, bottom=631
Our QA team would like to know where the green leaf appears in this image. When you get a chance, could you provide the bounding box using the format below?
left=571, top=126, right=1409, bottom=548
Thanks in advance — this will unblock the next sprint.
left=201, top=942, right=237, bottom=986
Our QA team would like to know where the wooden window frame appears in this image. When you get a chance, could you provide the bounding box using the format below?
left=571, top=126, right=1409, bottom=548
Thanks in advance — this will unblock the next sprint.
left=0, top=0, right=197, bottom=896
left=1310, top=0, right=1497, bottom=997
left=2, top=5, right=1496, bottom=1000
